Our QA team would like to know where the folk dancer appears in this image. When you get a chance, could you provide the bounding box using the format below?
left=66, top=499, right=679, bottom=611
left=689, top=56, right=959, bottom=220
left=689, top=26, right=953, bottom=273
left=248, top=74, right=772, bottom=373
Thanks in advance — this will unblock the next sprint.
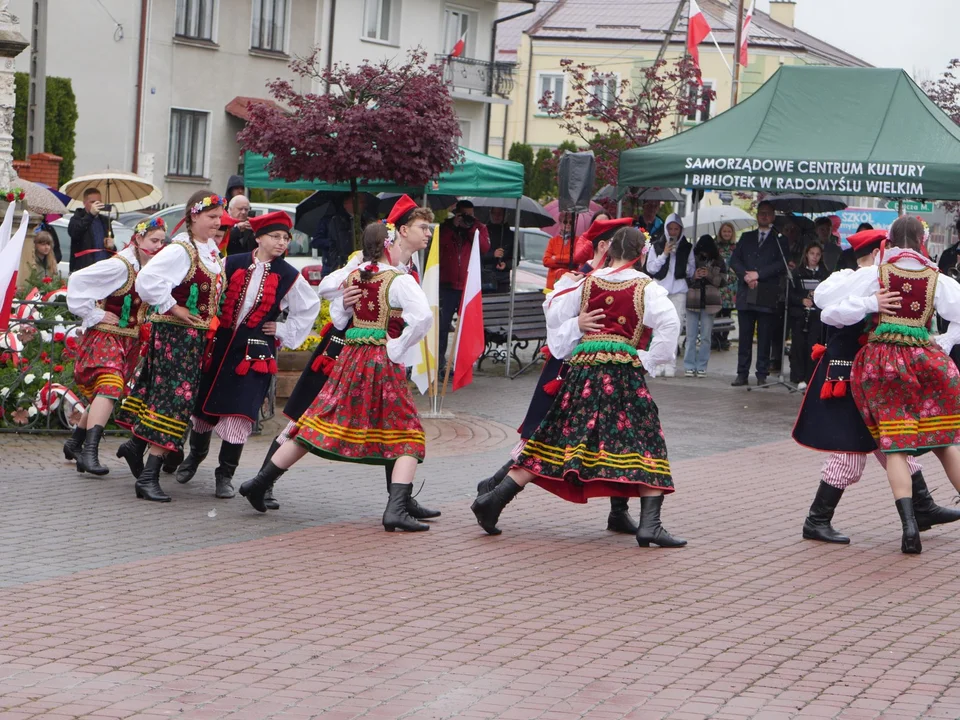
left=63, top=218, right=167, bottom=474
left=174, top=211, right=320, bottom=498
left=472, top=226, right=686, bottom=547
left=794, top=229, right=960, bottom=544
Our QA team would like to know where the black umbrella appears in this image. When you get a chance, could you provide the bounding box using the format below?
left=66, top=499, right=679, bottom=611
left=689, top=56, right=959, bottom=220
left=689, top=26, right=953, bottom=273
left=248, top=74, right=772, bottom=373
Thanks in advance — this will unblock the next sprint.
left=765, top=194, right=847, bottom=213
left=594, top=186, right=684, bottom=203
left=774, top=214, right=815, bottom=233
left=466, top=195, right=554, bottom=229
left=295, top=191, right=378, bottom=236
left=378, top=193, right=458, bottom=213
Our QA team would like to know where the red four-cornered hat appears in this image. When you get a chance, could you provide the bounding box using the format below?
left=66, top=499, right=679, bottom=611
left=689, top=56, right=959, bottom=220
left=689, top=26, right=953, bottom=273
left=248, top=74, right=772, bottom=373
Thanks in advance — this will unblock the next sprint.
left=219, top=212, right=238, bottom=230
left=250, top=211, right=293, bottom=237
left=387, top=194, right=418, bottom=227
left=847, top=229, right=887, bottom=257
left=580, top=217, right=633, bottom=245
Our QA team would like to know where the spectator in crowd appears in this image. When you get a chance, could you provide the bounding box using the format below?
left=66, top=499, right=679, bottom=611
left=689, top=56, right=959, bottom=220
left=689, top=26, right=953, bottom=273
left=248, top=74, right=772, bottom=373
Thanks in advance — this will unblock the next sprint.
left=814, top=216, right=842, bottom=272
left=634, top=199, right=664, bottom=238
left=788, top=242, right=826, bottom=387
left=778, top=215, right=805, bottom=269
left=715, top=222, right=739, bottom=351
left=314, top=193, right=373, bottom=278
left=225, top=175, right=245, bottom=200
left=645, top=213, right=694, bottom=377
left=67, top=188, right=114, bottom=272
left=683, top=235, right=724, bottom=377
left=18, top=229, right=60, bottom=291
left=937, top=217, right=960, bottom=367
left=483, top=206, right=515, bottom=294
left=439, top=199, right=490, bottom=369
left=543, top=213, right=576, bottom=291
left=729, top=201, right=788, bottom=386
left=225, top=195, right=255, bottom=255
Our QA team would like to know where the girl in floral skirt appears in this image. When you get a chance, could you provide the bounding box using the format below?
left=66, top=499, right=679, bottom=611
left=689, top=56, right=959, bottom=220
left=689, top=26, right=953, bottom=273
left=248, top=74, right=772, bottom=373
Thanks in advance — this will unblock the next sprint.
left=472, top=226, right=686, bottom=548
left=822, top=216, right=960, bottom=554
left=239, top=196, right=436, bottom=532
left=64, top=219, right=166, bottom=475
left=117, top=191, right=226, bottom=503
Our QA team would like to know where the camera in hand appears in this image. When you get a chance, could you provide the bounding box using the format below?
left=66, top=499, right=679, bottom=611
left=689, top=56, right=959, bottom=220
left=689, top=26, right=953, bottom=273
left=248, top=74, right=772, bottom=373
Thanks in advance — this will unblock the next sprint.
left=458, top=213, right=475, bottom=227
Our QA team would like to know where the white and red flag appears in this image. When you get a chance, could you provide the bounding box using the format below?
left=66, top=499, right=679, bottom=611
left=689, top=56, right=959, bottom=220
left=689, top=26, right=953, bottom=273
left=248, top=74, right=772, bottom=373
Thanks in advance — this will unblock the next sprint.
left=739, top=0, right=756, bottom=67
left=0, top=209, right=30, bottom=330
left=449, top=32, right=466, bottom=59
left=687, top=0, right=712, bottom=73
left=451, top=229, right=484, bottom=391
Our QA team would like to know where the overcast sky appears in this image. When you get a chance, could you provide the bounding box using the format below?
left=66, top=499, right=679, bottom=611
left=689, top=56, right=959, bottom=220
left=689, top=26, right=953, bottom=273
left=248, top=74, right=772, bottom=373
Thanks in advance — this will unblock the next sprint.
left=755, top=0, right=955, bottom=81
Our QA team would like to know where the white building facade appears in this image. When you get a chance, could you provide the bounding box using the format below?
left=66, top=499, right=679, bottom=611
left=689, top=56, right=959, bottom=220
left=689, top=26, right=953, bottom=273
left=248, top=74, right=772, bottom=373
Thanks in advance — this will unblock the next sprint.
left=10, top=0, right=510, bottom=204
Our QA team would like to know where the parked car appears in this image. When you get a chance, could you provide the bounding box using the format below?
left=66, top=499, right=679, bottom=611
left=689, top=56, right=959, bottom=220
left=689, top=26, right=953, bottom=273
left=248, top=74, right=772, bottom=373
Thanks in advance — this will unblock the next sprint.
left=48, top=218, right=134, bottom=279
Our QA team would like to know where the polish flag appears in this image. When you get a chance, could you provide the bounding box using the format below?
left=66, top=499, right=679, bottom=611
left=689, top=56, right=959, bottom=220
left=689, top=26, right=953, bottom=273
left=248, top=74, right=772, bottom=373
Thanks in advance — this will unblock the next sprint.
left=686, top=0, right=711, bottom=72
left=739, top=0, right=756, bottom=67
left=449, top=32, right=467, bottom=59
left=451, top=229, right=484, bottom=391
left=0, top=209, right=29, bottom=331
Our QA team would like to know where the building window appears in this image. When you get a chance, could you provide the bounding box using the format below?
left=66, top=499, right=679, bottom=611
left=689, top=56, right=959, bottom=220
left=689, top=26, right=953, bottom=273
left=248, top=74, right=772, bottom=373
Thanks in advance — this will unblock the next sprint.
left=363, top=0, right=394, bottom=43
left=444, top=7, right=472, bottom=56
left=251, top=0, right=288, bottom=52
left=686, top=81, right=714, bottom=122
left=538, top=73, right=565, bottom=108
left=590, top=73, right=618, bottom=111
left=175, top=0, right=215, bottom=41
left=168, top=109, right=209, bottom=178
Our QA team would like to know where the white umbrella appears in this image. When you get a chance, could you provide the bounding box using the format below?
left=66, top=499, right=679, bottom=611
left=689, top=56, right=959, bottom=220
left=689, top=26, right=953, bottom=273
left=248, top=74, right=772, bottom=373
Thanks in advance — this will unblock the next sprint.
left=19, top=180, right=68, bottom=216
left=60, top=169, right=163, bottom=212
left=680, top=205, right=754, bottom=237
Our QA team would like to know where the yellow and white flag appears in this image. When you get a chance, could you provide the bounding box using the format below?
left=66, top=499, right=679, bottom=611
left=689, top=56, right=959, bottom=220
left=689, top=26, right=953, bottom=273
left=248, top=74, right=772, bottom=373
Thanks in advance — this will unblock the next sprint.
left=408, top=225, right=440, bottom=394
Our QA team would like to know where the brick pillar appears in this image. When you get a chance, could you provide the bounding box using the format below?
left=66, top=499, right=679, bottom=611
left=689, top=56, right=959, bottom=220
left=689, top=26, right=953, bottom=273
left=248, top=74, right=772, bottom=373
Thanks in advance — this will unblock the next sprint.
left=14, top=152, right=61, bottom=186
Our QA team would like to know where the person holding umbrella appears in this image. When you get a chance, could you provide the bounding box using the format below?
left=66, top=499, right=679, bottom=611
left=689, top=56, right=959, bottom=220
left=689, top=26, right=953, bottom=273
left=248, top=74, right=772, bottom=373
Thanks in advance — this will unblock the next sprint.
left=482, top=206, right=514, bottom=294
left=314, top=193, right=374, bottom=278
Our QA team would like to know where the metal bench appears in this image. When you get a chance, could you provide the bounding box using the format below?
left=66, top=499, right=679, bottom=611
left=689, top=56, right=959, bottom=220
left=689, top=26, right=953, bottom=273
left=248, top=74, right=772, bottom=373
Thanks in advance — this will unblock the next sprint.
left=480, top=292, right=547, bottom=377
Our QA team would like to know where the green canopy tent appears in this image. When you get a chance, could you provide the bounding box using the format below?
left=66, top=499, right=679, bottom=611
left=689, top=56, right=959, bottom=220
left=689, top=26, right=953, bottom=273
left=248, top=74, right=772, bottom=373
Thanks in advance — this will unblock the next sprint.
left=618, top=66, right=960, bottom=201
left=244, top=147, right=532, bottom=377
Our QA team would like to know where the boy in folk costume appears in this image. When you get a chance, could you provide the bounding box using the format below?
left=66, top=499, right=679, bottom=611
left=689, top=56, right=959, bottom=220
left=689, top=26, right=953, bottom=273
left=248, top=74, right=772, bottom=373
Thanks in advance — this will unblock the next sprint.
left=794, top=229, right=960, bottom=544
left=63, top=219, right=167, bottom=474
left=174, top=212, right=320, bottom=499
left=477, top=216, right=640, bottom=534
left=817, top=217, right=960, bottom=554
left=472, top=227, right=686, bottom=547
left=239, top=196, right=437, bottom=532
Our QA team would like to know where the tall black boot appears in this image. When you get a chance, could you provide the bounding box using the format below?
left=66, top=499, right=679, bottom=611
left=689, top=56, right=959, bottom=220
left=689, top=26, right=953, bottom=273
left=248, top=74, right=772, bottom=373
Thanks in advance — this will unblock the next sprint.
left=382, top=483, right=429, bottom=532
left=261, top=438, right=282, bottom=510
left=912, top=472, right=960, bottom=531
left=802, top=481, right=850, bottom=543
left=607, top=497, right=638, bottom=534
left=76, top=424, right=110, bottom=476
left=896, top=497, right=922, bottom=554
left=116, top=436, right=148, bottom=478
left=477, top=459, right=514, bottom=496
left=214, top=442, right=242, bottom=499
left=386, top=463, right=440, bottom=519
left=135, top=454, right=171, bottom=502
left=636, top=495, right=687, bottom=548
left=176, top=430, right=212, bottom=484
left=162, top=448, right=184, bottom=474
left=471, top=477, right=523, bottom=535
left=239, top=461, right=286, bottom=513
left=63, top=425, right=86, bottom=461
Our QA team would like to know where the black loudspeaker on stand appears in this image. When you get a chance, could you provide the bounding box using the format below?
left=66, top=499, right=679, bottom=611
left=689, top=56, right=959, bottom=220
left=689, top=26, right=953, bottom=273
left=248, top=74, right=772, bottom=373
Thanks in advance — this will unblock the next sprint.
left=749, top=232, right=799, bottom=394
left=558, top=151, right=596, bottom=269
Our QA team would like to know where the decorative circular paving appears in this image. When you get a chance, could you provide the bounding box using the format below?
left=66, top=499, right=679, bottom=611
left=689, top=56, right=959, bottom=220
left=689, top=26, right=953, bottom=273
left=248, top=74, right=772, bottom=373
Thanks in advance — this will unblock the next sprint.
left=421, top=412, right=517, bottom=457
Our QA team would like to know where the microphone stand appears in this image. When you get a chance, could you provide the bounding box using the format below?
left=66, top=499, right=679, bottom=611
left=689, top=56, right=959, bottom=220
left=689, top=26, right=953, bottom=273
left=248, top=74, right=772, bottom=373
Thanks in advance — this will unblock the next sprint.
left=749, top=231, right=799, bottom=394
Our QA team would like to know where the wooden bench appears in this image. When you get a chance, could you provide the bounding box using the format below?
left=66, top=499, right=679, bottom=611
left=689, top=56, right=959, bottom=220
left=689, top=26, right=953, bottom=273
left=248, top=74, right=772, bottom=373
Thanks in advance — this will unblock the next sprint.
left=480, top=292, right=547, bottom=377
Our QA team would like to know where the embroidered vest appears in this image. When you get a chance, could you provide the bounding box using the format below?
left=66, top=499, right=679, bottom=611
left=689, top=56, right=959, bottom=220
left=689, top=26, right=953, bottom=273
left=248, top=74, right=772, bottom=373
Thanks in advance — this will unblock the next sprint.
left=344, top=269, right=402, bottom=345
left=151, top=241, right=224, bottom=328
left=92, top=255, right=145, bottom=338
left=870, top=265, right=938, bottom=346
left=571, top=276, right=652, bottom=365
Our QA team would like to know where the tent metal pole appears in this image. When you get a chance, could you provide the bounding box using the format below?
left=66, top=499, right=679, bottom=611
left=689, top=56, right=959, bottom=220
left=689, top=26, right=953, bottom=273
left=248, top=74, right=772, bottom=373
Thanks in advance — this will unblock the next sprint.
left=505, top=196, right=522, bottom=377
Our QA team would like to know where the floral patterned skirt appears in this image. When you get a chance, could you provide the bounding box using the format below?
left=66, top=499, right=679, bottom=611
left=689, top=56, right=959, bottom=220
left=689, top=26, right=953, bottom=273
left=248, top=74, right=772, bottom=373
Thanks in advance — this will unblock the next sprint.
left=73, top=329, right=140, bottom=402
left=116, top=322, right=206, bottom=452
left=517, top=362, right=673, bottom=503
left=296, top=344, right=425, bottom=465
left=852, top=341, right=960, bottom=454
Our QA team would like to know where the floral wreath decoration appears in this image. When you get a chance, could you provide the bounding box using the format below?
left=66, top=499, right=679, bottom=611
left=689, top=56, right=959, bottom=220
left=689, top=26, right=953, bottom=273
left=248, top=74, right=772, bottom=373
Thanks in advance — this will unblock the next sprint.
left=638, top=227, right=652, bottom=252
left=918, top=217, right=930, bottom=244
left=133, top=217, right=167, bottom=238
left=381, top=220, right=397, bottom=249
left=189, top=194, right=225, bottom=215
left=1, top=188, right=25, bottom=202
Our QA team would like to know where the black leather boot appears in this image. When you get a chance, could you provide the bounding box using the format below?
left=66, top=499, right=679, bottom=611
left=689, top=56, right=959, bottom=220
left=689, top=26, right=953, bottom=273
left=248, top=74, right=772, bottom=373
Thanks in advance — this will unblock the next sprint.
left=162, top=448, right=184, bottom=474
left=176, top=430, right=212, bottom=484
left=385, top=463, right=440, bottom=519
left=239, top=461, right=286, bottom=513
left=471, top=477, right=523, bottom=535
left=896, top=497, right=922, bottom=554
left=116, top=436, right=148, bottom=478
left=912, top=472, right=960, bottom=531
left=63, top=425, right=86, bottom=461
left=261, top=438, right=282, bottom=509
left=636, top=495, right=687, bottom=548
left=802, top=481, right=850, bottom=543
left=135, top=454, right=171, bottom=502
left=607, top=497, right=638, bottom=534
left=214, top=442, right=242, bottom=499
left=76, top=424, right=110, bottom=475
left=382, top=483, right=429, bottom=532
left=477, top=459, right=514, bottom=496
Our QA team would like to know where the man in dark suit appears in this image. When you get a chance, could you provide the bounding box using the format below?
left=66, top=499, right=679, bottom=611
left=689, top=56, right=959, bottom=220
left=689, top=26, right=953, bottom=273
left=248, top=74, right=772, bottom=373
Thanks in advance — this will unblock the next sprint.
left=729, top=201, right=789, bottom=386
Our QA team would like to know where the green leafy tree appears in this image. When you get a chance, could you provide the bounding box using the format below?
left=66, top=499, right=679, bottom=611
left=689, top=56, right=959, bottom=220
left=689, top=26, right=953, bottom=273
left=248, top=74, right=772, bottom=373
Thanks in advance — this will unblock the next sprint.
left=13, top=73, right=78, bottom=185
left=507, top=142, right=535, bottom=195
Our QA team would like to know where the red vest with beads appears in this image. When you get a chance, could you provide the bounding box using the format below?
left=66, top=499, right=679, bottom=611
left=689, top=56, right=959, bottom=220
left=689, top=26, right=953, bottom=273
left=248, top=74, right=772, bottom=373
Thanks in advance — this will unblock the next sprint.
left=871, top=264, right=938, bottom=346
left=347, top=268, right=404, bottom=341
left=152, top=241, right=224, bottom=328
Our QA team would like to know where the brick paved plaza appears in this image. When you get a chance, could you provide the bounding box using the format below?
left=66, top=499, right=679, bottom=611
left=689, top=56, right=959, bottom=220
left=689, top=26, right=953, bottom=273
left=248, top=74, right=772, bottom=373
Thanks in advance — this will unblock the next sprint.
left=3, top=357, right=960, bottom=720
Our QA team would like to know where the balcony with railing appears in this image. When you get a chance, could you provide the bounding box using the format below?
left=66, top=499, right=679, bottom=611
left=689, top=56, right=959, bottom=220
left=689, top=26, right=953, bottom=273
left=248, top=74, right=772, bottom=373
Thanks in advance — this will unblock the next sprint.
left=437, top=55, right=515, bottom=103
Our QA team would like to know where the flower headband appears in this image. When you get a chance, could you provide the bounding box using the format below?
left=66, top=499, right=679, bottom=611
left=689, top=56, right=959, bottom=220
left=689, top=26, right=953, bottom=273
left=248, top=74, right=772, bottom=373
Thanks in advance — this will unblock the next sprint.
left=918, top=217, right=930, bottom=244
left=381, top=220, right=397, bottom=249
left=638, top=227, right=651, bottom=250
left=190, top=194, right=225, bottom=215
left=134, top=217, right=166, bottom=238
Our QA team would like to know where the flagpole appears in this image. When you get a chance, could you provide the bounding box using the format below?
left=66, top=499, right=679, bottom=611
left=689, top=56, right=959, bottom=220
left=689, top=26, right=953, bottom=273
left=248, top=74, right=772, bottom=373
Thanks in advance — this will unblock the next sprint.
left=707, top=31, right=732, bottom=76
left=438, top=312, right=461, bottom=413
left=731, top=0, right=746, bottom=107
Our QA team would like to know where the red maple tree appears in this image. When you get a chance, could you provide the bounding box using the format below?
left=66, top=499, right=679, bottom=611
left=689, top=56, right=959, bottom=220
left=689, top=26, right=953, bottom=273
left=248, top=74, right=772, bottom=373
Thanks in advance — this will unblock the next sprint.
left=239, top=48, right=463, bottom=249
left=924, top=59, right=960, bottom=216
left=539, top=57, right=712, bottom=189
